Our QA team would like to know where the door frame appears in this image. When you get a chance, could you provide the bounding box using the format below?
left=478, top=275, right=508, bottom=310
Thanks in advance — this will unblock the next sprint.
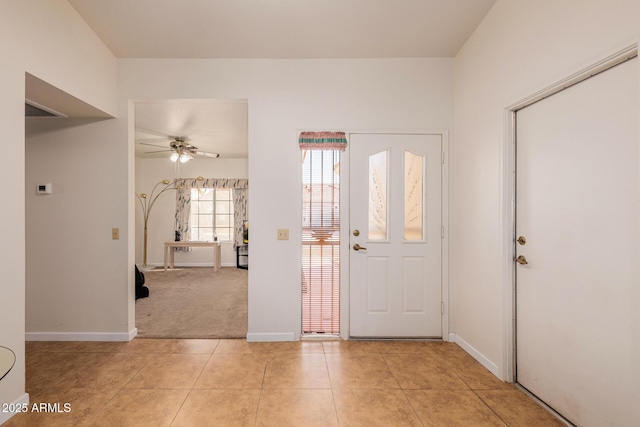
left=340, top=130, right=450, bottom=341
left=500, top=43, right=638, bottom=382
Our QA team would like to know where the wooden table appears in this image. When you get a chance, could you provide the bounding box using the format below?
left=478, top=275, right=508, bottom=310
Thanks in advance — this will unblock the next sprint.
left=164, top=241, right=221, bottom=272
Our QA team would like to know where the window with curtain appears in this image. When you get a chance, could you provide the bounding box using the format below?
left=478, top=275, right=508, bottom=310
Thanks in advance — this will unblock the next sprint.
left=175, top=178, right=248, bottom=249
left=190, top=188, right=234, bottom=242
left=300, top=131, right=346, bottom=335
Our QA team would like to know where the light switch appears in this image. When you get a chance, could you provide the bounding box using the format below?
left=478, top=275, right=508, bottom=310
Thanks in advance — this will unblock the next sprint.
left=36, top=183, right=52, bottom=195
left=277, top=228, right=289, bottom=240
left=112, top=228, right=120, bottom=240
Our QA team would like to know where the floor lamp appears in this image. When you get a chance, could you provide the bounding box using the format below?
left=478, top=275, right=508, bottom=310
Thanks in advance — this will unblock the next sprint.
left=135, top=179, right=180, bottom=268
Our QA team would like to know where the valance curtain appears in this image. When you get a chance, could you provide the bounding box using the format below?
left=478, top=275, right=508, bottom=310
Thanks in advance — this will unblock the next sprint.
left=174, top=178, right=249, bottom=249
left=298, top=131, right=347, bottom=151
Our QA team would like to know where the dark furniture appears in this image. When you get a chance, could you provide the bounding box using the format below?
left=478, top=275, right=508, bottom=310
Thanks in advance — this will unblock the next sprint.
left=236, top=245, right=248, bottom=269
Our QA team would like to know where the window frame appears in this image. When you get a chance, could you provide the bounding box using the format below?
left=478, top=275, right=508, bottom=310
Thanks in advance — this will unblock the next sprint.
left=190, top=187, right=234, bottom=242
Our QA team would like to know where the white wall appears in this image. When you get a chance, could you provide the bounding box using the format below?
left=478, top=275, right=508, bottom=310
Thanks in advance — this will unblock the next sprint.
left=25, top=118, right=129, bottom=336
left=119, top=58, right=454, bottom=340
left=0, top=0, right=117, bottom=422
left=136, top=157, right=248, bottom=266
left=452, top=0, right=640, bottom=379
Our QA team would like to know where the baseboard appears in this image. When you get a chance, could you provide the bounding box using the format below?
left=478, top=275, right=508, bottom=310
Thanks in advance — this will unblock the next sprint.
left=129, top=328, right=138, bottom=340
left=246, top=332, right=295, bottom=342
left=449, top=333, right=502, bottom=379
left=25, top=332, right=133, bottom=342
left=0, top=393, right=29, bottom=425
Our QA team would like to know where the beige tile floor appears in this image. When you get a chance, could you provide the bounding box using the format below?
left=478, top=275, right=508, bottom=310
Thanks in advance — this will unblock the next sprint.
left=3, top=339, right=564, bottom=427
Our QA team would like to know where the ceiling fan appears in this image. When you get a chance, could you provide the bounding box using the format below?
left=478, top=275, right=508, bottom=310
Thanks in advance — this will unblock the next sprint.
left=140, top=136, right=219, bottom=163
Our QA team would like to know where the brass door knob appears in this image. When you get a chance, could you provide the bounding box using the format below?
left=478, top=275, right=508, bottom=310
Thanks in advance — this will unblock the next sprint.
left=515, top=255, right=528, bottom=265
left=353, top=243, right=367, bottom=251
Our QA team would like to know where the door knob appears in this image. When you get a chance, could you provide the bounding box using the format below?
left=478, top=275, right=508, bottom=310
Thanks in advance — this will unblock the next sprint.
left=515, top=255, right=528, bottom=265
left=517, top=236, right=527, bottom=245
left=353, top=243, right=367, bottom=251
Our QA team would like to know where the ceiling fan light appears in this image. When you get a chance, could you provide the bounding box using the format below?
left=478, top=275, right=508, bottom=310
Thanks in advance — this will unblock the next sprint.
left=170, top=152, right=179, bottom=162
left=179, top=152, right=192, bottom=163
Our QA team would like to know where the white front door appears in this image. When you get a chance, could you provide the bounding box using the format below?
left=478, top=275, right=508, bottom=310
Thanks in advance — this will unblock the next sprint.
left=515, top=57, right=639, bottom=426
left=349, top=133, right=442, bottom=337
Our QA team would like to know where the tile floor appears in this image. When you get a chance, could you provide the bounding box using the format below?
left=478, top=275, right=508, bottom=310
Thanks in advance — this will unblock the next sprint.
left=3, top=339, right=564, bottom=426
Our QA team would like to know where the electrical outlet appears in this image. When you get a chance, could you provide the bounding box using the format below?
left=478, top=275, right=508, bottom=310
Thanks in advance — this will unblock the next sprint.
left=112, top=228, right=120, bottom=240
left=277, top=228, right=289, bottom=240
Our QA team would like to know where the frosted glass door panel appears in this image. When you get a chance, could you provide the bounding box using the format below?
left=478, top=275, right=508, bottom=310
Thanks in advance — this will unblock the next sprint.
left=368, top=150, right=388, bottom=240
left=404, top=151, right=424, bottom=241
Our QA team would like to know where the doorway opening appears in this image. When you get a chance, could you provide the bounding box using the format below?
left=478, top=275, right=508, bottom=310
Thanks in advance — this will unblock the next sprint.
left=133, top=99, right=249, bottom=339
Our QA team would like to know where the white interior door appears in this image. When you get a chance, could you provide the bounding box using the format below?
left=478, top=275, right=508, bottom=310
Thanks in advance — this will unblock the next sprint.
left=349, top=133, right=442, bottom=337
left=516, top=57, right=639, bottom=426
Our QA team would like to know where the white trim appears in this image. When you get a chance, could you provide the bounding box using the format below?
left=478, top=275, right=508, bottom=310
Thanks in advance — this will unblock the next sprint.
left=340, top=141, right=351, bottom=340
left=25, top=331, right=134, bottom=342
left=246, top=332, right=295, bottom=342
left=502, top=42, right=639, bottom=384
left=449, top=333, right=501, bottom=379
left=505, top=45, right=638, bottom=112
left=440, top=130, right=450, bottom=341
left=25, top=98, right=67, bottom=118
left=500, top=108, right=517, bottom=382
left=0, top=393, right=29, bottom=425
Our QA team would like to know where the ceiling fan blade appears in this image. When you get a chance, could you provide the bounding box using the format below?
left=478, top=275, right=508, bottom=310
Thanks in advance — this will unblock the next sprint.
left=195, top=151, right=220, bottom=158
left=137, top=140, right=170, bottom=146
left=144, top=149, right=174, bottom=154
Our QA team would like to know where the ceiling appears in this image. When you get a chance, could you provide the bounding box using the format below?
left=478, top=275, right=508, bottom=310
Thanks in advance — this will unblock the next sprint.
left=68, top=0, right=496, bottom=59
left=135, top=100, right=248, bottom=159
left=65, top=0, right=496, bottom=160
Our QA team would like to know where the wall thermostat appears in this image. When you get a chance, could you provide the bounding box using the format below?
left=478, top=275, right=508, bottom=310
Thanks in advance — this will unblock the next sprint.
left=36, top=183, right=52, bottom=195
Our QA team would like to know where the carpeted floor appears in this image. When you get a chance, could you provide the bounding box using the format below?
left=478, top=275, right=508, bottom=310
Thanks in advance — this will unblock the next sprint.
left=135, top=267, right=248, bottom=339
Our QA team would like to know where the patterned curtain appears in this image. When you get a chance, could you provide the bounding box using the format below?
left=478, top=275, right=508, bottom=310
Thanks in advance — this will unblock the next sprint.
left=174, top=178, right=249, bottom=251
left=233, top=188, right=248, bottom=248
left=298, top=131, right=347, bottom=151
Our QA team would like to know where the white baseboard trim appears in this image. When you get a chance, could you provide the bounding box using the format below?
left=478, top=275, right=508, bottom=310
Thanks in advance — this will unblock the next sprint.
left=0, top=393, right=29, bottom=425
left=26, top=332, right=133, bottom=342
left=246, top=332, right=295, bottom=342
left=449, top=333, right=501, bottom=379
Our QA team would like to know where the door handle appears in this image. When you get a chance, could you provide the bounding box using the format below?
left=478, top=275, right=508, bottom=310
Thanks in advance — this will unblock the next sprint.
left=353, top=243, right=367, bottom=251
left=515, top=255, right=528, bottom=265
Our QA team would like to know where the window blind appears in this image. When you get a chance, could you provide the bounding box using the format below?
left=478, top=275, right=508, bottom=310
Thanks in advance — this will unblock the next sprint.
left=302, top=150, right=340, bottom=334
